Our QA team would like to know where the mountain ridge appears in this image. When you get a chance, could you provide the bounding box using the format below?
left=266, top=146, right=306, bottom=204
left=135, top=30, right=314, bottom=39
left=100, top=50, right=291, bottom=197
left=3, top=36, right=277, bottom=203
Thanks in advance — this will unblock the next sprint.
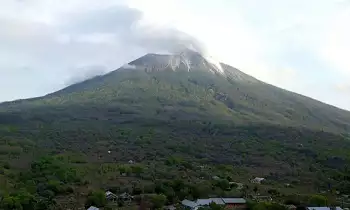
left=1, top=52, right=350, bottom=202
left=1, top=52, right=350, bottom=135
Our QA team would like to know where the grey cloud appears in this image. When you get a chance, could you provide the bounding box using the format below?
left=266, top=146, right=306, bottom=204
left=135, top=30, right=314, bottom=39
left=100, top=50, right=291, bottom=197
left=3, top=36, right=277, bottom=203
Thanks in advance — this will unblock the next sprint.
left=0, top=3, right=211, bottom=102
left=60, top=6, right=143, bottom=34
left=65, top=65, right=108, bottom=86
left=59, top=5, right=208, bottom=54
left=122, top=63, right=137, bottom=69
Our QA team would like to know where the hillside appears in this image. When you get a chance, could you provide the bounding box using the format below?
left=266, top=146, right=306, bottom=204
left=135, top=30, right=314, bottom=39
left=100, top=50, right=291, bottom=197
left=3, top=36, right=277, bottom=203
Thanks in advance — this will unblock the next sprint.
left=0, top=51, right=350, bottom=209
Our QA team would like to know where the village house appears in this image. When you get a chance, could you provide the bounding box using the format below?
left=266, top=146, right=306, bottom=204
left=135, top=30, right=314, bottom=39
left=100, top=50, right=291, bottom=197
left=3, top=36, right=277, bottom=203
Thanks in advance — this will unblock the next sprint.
left=196, top=198, right=225, bottom=206
left=105, top=191, right=118, bottom=202
left=285, top=204, right=297, bottom=210
left=118, top=192, right=134, bottom=202
left=181, top=199, right=198, bottom=210
left=182, top=197, right=247, bottom=209
left=164, top=205, right=177, bottom=210
left=222, top=198, right=247, bottom=209
left=251, top=177, right=265, bottom=184
left=307, top=207, right=343, bottom=210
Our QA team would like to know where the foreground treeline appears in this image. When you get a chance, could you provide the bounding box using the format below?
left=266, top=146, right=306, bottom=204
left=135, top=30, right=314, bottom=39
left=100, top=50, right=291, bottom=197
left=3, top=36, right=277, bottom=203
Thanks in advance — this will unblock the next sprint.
left=0, top=156, right=80, bottom=209
left=0, top=153, right=341, bottom=210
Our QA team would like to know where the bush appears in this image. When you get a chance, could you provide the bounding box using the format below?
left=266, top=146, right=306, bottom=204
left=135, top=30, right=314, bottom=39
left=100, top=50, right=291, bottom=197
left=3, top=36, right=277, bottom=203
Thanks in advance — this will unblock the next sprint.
left=308, top=195, right=328, bottom=207
left=267, top=189, right=280, bottom=196
left=214, top=179, right=230, bottom=191
left=86, top=190, right=107, bottom=208
left=133, top=186, right=143, bottom=195
left=150, top=194, right=167, bottom=209
left=252, top=202, right=287, bottom=210
left=1, top=195, right=22, bottom=210
left=3, top=162, right=10, bottom=169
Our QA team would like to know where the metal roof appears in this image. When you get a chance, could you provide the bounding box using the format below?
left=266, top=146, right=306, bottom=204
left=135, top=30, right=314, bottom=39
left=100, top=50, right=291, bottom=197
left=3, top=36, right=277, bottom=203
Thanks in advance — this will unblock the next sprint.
left=209, top=198, right=225, bottom=205
left=87, top=206, right=99, bottom=210
left=307, top=207, right=343, bottom=210
left=182, top=199, right=198, bottom=208
left=222, top=198, right=246, bottom=204
left=105, top=191, right=113, bottom=196
left=196, top=198, right=225, bottom=205
left=182, top=197, right=246, bottom=208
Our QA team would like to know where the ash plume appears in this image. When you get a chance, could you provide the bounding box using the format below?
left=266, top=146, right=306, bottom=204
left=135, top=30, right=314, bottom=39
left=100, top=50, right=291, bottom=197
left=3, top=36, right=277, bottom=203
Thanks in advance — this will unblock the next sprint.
left=62, top=5, right=222, bottom=78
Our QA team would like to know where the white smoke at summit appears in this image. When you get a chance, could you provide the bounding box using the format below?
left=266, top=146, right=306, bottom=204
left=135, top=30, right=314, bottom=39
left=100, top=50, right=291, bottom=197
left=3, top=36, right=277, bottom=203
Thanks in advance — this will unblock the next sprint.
left=60, top=4, right=223, bottom=74
left=0, top=1, right=222, bottom=101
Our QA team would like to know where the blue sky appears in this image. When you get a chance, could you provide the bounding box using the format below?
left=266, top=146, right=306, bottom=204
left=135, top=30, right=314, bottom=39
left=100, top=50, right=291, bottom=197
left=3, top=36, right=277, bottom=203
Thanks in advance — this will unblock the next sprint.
left=1, top=0, right=350, bottom=110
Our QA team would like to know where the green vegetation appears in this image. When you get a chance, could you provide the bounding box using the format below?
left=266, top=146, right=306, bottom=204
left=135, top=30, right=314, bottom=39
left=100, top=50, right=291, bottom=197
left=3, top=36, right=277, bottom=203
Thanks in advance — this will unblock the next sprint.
left=308, top=195, right=328, bottom=207
left=86, top=190, right=107, bottom=208
left=250, top=202, right=287, bottom=210
left=0, top=53, right=350, bottom=208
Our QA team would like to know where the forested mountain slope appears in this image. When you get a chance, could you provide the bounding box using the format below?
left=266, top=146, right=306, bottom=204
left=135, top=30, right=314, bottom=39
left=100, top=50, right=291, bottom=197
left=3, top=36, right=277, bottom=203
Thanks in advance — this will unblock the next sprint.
left=1, top=51, right=350, bottom=203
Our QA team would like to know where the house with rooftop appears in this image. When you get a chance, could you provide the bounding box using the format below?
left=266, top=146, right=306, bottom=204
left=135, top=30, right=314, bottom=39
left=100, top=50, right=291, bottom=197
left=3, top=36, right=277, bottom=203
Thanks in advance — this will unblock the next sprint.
left=182, top=199, right=199, bottom=209
left=307, top=207, right=343, bottom=210
left=196, top=198, right=225, bottom=206
left=222, top=198, right=247, bottom=209
left=181, top=197, right=247, bottom=209
left=251, top=177, right=265, bottom=184
left=105, top=191, right=118, bottom=201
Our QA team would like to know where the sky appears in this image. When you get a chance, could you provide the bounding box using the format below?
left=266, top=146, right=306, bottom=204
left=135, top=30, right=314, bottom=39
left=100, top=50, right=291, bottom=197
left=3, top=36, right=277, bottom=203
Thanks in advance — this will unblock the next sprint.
left=1, top=0, right=350, bottom=110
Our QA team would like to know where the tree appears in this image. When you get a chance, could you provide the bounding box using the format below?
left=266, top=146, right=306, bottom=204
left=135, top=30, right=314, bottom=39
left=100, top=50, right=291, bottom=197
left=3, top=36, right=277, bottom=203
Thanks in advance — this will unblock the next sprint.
left=150, top=194, right=167, bottom=209
left=252, top=202, right=286, bottom=210
left=308, top=195, right=328, bottom=206
left=253, top=186, right=259, bottom=194
left=189, top=184, right=211, bottom=199
left=86, top=190, right=107, bottom=208
left=209, top=202, right=225, bottom=210
left=214, top=179, right=230, bottom=191
left=132, top=185, right=143, bottom=195
left=171, top=179, right=185, bottom=192
left=131, top=165, right=144, bottom=177
left=1, top=195, right=22, bottom=210
left=268, top=189, right=280, bottom=196
left=3, top=162, right=10, bottom=169
left=15, top=189, right=36, bottom=210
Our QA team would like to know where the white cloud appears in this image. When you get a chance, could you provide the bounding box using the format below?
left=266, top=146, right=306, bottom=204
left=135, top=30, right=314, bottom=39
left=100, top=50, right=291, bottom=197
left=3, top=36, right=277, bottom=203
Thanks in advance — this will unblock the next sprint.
left=319, top=7, right=350, bottom=78
left=335, top=83, right=350, bottom=93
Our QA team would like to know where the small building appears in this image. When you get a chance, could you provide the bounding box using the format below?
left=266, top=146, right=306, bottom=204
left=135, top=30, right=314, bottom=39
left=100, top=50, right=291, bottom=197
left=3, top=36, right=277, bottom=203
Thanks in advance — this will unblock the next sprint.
left=285, top=205, right=297, bottom=210
left=307, top=207, right=343, bottom=210
left=105, top=191, right=118, bottom=201
left=182, top=199, right=198, bottom=210
left=222, top=198, right=246, bottom=209
left=87, top=206, right=99, bottom=210
left=182, top=198, right=246, bottom=210
left=118, top=192, right=134, bottom=202
left=251, top=177, right=265, bottom=184
left=164, top=205, right=177, bottom=210
left=196, top=198, right=225, bottom=206
left=212, top=176, right=220, bottom=180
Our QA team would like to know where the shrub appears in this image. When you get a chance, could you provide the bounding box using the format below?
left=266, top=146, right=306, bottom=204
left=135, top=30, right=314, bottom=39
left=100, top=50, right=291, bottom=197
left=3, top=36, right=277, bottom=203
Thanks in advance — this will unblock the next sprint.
left=86, top=190, right=107, bottom=208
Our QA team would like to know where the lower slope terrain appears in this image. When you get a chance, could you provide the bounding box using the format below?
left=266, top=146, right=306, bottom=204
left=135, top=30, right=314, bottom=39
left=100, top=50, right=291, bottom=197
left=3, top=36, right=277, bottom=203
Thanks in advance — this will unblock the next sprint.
left=0, top=52, right=350, bottom=209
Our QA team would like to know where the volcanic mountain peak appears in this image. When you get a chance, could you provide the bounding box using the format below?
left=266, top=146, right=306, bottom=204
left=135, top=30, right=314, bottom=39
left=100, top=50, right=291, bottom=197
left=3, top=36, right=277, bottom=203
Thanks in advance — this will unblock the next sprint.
left=121, top=50, right=260, bottom=84
left=125, top=49, right=225, bottom=75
